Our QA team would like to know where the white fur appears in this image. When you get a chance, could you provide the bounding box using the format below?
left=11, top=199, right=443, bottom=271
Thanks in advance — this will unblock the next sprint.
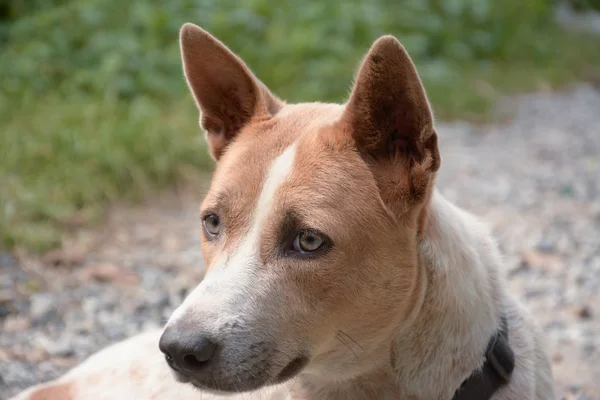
left=392, top=191, right=503, bottom=398
left=167, top=141, right=298, bottom=328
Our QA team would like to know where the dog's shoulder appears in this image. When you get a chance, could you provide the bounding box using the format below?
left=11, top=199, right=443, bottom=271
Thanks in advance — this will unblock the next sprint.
left=9, top=330, right=197, bottom=400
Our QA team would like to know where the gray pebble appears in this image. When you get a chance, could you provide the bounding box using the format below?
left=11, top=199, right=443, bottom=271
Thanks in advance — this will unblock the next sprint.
left=29, top=293, right=57, bottom=324
left=36, top=335, right=75, bottom=357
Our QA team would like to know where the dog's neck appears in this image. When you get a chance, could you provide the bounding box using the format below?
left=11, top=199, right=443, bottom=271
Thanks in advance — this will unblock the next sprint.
left=292, top=190, right=506, bottom=399
left=393, top=190, right=505, bottom=398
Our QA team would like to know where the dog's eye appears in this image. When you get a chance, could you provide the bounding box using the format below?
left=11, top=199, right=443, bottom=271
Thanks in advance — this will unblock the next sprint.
left=293, top=231, right=324, bottom=253
left=202, top=213, right=220, bottom=237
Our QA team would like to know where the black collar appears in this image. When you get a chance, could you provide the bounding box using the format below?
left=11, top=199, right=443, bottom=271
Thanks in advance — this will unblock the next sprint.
left=452, top=315, right=515, bottom=400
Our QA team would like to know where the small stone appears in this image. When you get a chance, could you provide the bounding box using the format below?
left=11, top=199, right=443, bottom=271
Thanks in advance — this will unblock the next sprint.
left=29, top=292, right=57, bottom=323
left=545, top=320, right=566, bottom=330
left=24, top=348, right=47, bottom=363
left=565, top=384, right=582, bottom=394
left=552, top=352, right=563, bottom=363
left=104, top=325, right=126, bottom=342
left=140, top=320, right=161, bottom=332
left=535, top=240, right=556, bottom=254
left=508, top=259, right=531, bottom=277
left=82, top=297, right=102, bottom=315
left=524, top=288, right=547, bottom=299
left=79, top=263, right=139, bottom=285
left=2, top=315, right=31, bottom=332
left=0, top=252, right=16, bottom=267
left=51, top=357, right=79, bottom=368
left=162, top=234, right=181, bottom=253
left=575, top=305, right=593, bottom=320
left=36, top=335, right=75, bottom=357
left=581, top=342, right=595, bottom=357
left=0, top=289, right=16, bottom=319
left=148, top=293, right=170, bottom=310
left=41, top=247, right=85, bottom=267
left=71, top=334, right=95, bottom=353
left=0, top=304, right=10, bottom=319
left=0, top=348, right=8, bottom=362
left=558, top=184, right=575, bottom=198
left=115, top=231, right=130, bottom=244
left=134, top=225, right=160, bottom=242
left=521, top=249, right=563, bottom=271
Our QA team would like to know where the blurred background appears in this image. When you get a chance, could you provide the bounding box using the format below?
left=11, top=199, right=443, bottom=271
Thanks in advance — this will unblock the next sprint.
left=1, top=0, right=600, bottom=398
left=1, top=0, right=600, bottom=251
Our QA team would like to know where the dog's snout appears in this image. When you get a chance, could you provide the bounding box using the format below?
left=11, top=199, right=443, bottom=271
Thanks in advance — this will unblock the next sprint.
left=159, top=326, right=218, bottom=373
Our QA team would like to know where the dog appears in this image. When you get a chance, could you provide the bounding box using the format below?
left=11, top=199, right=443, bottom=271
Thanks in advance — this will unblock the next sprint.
left=11, top=23, right=556, bottom=400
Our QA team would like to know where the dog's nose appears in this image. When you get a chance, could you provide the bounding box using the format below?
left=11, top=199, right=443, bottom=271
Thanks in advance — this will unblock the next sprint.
left=159, top=327, right=218, bottom=372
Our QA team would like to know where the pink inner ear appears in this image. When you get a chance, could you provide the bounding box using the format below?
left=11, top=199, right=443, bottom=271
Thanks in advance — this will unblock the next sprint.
left=388, top=131, right=412, bottom=154
left=179, top=23, right=282, bottom=160
left=342, top=35, right=434, bottom=163
left=202, top=115, right=226, bottom=138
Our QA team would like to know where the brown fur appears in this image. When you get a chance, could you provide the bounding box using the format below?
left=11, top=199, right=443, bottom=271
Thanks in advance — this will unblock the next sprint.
left=180, top=23, right=283, bottom=159
left=10, top=23, right=556, bottom=400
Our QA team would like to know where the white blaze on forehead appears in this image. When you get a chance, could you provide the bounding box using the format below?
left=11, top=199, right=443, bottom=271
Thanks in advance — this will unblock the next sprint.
left=249, top=140, right=299, bottom=243
left=222, top=139, right=299, bottom=266
left=166, top=141, right=299, bottom=327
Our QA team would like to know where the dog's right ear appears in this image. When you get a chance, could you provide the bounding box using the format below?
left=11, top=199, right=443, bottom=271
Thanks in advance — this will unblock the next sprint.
left=179, top=23, right=283, bottom=160
left=341, top=36, right=440, bottom=217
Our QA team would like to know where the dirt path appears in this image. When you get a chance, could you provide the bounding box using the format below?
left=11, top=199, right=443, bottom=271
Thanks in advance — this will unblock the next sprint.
left=1, top=85, right=600, bottom=399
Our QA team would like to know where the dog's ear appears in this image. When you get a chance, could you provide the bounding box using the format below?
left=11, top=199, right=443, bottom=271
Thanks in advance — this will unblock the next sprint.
left=179, top=23, right=283, bottom=160
left=341, top=35, right=440, bottom=216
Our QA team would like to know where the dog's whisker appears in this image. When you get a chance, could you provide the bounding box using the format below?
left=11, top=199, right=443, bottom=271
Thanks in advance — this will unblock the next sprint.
left=238, top=362, right=277, bottom=400
left=420, top=299, right=446, bottom=314
left=336, top=332, right=360, bottom=364
left=270, top=348, right=296, bottom=363
left=288, top=375, right=300, bottom=394
left=338, top=329, right=378, bottom=369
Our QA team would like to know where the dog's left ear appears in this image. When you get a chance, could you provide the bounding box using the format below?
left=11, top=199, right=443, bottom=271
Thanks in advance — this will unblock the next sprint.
left=179, top=23, right=283, bottom=160
left=341, top=35, right=440, bottom=216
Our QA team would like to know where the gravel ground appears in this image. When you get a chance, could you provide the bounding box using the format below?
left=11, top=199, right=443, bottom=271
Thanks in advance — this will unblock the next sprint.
left=1, top=85, right=600, bottom=399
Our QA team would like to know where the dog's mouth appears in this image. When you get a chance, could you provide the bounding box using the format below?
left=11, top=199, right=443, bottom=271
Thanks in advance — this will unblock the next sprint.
left=274, top=356, right=309, bottom=383
left=171, top=354, right=309, bottom=393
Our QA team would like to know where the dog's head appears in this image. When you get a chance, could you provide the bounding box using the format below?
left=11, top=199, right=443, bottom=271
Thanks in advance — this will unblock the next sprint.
left=159, top=23, right=440, bottom=394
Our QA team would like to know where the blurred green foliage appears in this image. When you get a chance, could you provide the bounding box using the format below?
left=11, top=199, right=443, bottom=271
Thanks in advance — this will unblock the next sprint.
left=1, top=0, right=600, bottom=250
left=566, top=0, right=600, bottom=11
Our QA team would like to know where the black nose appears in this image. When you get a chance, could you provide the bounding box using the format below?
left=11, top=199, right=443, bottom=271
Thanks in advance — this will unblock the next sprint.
left=159, top=327, right=219, bottom=373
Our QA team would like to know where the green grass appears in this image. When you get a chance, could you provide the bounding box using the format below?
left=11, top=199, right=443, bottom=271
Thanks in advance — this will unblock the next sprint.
left=1, top=0, right=600, bottom=251
left=0, top=97, right=212, bottom=249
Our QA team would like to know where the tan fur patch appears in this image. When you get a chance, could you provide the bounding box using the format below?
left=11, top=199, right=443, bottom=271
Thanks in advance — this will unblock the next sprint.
left=28, top=383, right=72, bottom=400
